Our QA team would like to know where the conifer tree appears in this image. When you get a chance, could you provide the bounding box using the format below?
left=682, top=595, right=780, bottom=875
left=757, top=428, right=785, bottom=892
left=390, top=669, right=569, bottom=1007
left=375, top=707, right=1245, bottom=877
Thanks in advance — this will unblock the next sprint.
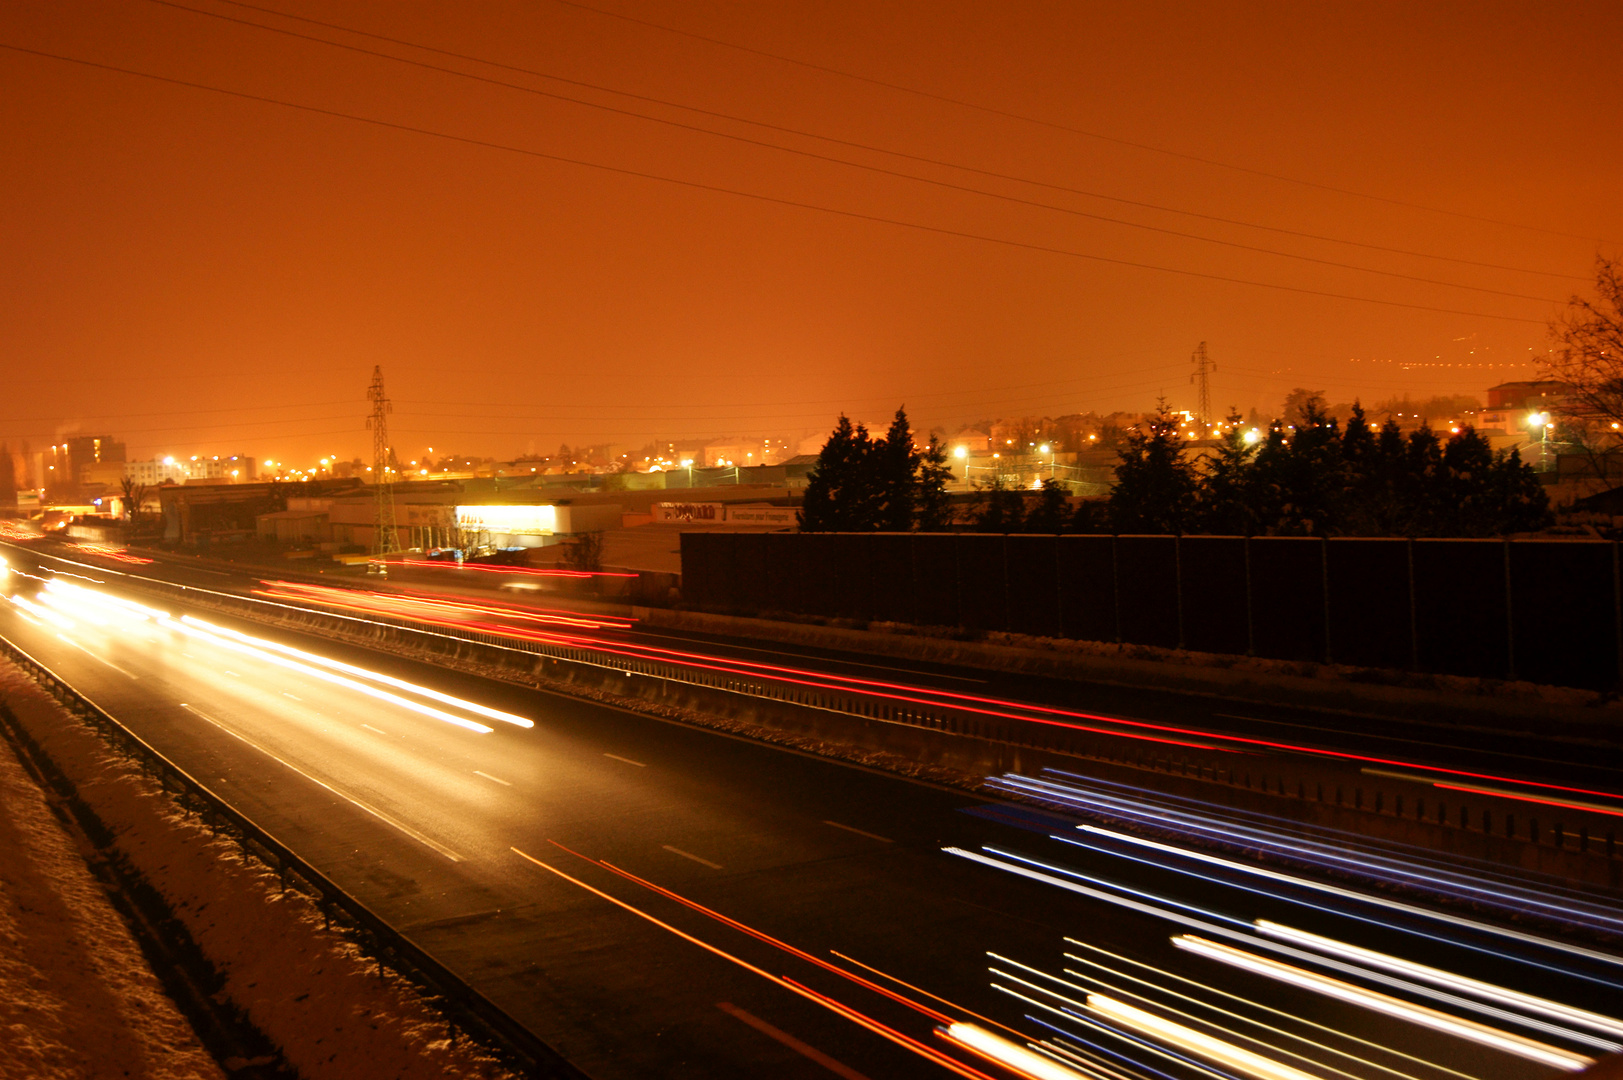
left=799, top=415, right=860, bottom=531
left=1194, top=409, right=1256, bottom=534
left=1024, top=477, right=1070, bottom=533
left=915, top=435, right=955, bottom=531
left=1109, top=400, right=1196, bottom=533
left=875, top=407, right=920, bottom=531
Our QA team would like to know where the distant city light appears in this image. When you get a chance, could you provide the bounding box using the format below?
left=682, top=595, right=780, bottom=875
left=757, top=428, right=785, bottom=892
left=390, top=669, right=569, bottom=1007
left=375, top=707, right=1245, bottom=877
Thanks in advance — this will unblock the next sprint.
left=1243, top=429, right=1261, bottom=445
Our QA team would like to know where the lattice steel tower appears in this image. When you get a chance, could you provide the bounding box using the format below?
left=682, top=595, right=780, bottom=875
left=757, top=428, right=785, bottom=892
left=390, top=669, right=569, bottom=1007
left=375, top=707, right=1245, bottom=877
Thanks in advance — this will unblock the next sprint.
left=366, top=365, right=400, bottom=557
left=1190, top=341, right=1215, bottom=428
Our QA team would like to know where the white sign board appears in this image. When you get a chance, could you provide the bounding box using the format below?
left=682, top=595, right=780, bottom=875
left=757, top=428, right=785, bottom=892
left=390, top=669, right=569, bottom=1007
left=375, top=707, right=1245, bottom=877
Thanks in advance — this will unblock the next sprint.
left=653, top=502, right=724, bottom=523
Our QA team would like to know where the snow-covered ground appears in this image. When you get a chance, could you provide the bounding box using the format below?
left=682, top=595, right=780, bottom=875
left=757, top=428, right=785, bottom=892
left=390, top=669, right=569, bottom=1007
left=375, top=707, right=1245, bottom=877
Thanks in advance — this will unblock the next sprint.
left=0, top=707, right=224, bottom=1080
left=0, top=662, right=516, bottom=1080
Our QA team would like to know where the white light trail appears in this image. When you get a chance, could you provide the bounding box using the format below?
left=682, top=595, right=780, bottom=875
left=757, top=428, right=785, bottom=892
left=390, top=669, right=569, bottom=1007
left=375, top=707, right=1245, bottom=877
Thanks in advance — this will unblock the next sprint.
left=1087, top=995, right=1324, bottom=1080
left=939, top=1022, right=1094, bottom=1080
left=1062, top=941, right=1482, bottom=1080
left=1173, top=936, right=1594, bottom=1072
left=1255, top=922, right=1623, bottom=1041
left=173, top=618, right=494, bottom=734
left=180, top=616, right=532, bottom=728
left=1077, top=825, right=1623, bottom=970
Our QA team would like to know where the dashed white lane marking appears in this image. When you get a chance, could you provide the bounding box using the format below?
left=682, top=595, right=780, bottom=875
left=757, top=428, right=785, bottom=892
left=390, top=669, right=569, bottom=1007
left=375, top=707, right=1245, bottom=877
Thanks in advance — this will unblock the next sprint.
left=662, top=845, right=722, bottom=870
left=717, top=1002, right=873, bottom=1080
left=56, top=633, right=139, bottom=679
left=822, top=820, right=894, bottom=844
left=361, top=723, right=388, bottom=735
left=177, top=703, right=461, bottom=861
left=604, top=753, right=646, bottom=768
left=281, top=692, right=302, bottom=701
left=473, top=770, right=511, bottom=786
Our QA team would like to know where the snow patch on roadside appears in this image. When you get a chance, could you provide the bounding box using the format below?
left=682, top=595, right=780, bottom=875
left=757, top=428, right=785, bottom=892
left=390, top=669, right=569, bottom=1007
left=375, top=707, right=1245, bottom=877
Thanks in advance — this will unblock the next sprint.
left=0, top=720, right=224, bottom=1080
left=0, top=665, right=516, bottom=1080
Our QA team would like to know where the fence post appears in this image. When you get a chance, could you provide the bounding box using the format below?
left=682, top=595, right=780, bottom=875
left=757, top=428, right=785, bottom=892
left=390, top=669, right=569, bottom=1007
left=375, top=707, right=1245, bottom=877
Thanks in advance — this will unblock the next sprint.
left=1111, top=535, right=1123, bottom=643
left=1504, top=539, right=1517, bottom=682
left=1174, top=535, right=1186, bottom=651
left=1321, top=537, right=1332, bottom=664
left=1406, top=539, right=1420, bottom=670
left=1615, top=542, right=1622, bottom=693
left=1243, top=536, right=1255, bottom=656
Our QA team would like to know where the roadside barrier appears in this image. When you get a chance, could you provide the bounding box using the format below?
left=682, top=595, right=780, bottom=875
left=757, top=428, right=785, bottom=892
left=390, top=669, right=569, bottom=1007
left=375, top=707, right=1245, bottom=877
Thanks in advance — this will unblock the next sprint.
left=100, top=569, right=1620, bottom=889
left=0, top=632, right=586, bottom=1080
left=4, top=536, right=1615, bottom=890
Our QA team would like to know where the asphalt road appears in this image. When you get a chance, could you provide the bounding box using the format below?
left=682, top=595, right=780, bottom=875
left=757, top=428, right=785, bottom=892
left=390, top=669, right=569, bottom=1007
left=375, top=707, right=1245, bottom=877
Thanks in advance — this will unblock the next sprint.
left=2, top=554, right=1620, bottom=1080
left=21, top=540, right=1623, bottom=799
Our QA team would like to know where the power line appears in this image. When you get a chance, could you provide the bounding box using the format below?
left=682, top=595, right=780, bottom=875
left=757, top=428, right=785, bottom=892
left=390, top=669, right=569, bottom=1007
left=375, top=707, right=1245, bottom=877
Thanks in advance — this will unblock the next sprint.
left=0, top=42, right=1552, bottom=325
left=0, top=400, right=354, bottom=423
left=0, top=414, right=360, bottom=439
left=389, top=360, right=1194, bottom=414
left=549, top=0, right=1612, bottom=244
left=167, top=0, right=1586, bottom=286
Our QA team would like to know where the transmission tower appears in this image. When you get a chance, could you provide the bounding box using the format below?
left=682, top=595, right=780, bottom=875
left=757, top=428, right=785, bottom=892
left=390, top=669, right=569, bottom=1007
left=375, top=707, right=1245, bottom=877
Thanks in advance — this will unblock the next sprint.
left=1190, top=342, right=1215, bottom=428
left=366, top=366, right=400, bottom=559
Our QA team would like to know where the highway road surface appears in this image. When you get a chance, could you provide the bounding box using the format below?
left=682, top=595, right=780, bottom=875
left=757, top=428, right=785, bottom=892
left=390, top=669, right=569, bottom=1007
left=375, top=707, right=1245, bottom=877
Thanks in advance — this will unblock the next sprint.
left=1, top=549, right=1621, bottom=1080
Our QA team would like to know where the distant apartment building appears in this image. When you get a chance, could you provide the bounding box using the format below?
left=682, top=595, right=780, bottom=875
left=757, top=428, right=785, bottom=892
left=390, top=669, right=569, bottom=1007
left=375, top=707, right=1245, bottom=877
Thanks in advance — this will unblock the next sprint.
left=40, top=435, right=125, bottom=501
left=702, top=437, right=790, bottom=467
left=125, top=454, right=257, bottom=486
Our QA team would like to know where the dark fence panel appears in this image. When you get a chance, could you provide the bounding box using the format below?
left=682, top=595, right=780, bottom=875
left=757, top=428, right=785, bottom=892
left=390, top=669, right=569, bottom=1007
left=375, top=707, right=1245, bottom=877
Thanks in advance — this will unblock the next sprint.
left=679, top=532, right=727, bottom=609
left=956, top=535, right=1008, bottom=631
left=1005, top=535, right=1061, bottom=638
left=729, top=533, right=770, bottom=615
left=1248, top=538, right=1326, bottom=662
left=793, top=533, right=844, bottom=618
left=759, top=532, right=799, bottom=614
left=679, top=532, right=1620, bottom=690
left=911, top=534, right=961, bottom=627
left=1059, top=536, right=1118, bottom=642
left=1413, top=539, right=1509, bottom=679
left=1115, top=536, right=1179, bottom=648
left=867, top=533, right=917, bottom=624
left=1178, top=537, right=1248, bottom=655
left=1325, top=539, right=1413, bottom=669
left=1511, top=541, right=1617, bottom=690
left=827, top=534, right=875, bottom=619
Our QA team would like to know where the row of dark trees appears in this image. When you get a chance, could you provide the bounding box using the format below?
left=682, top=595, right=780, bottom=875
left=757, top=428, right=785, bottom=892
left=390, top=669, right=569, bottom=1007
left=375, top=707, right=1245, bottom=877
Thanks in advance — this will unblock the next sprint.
left=800, top=400, right=1551, bottom=537
left=798, top=409, right=954, bottom=531
left=1107, top=400, right=1551, bottom=537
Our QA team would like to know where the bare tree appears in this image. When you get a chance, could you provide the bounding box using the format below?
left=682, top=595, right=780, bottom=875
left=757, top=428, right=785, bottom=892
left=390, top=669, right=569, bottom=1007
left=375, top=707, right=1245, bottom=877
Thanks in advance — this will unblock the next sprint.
left=1541, top=255, right=1623, bottom=457
left=118, top=476, right=150, bottom=527
left=562, top=530, right=605, bottom=573
left=452, top=518, right=490, bottom=561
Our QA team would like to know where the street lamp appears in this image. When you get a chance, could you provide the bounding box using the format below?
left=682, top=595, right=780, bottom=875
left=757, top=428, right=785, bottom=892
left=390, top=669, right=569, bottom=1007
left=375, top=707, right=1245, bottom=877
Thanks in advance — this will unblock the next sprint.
left=680, top=458, right=694, bottom=487
left=1039, top=443, right=1053, bottom=478
left=1526, top=412, right=1550, bottom=469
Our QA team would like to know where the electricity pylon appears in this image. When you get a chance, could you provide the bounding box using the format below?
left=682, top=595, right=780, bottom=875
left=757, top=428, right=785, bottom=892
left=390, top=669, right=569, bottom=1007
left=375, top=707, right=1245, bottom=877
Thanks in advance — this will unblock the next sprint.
left=366, top=366, right=400, bottom=559
left=1191, top=342, right=1215, bottom=428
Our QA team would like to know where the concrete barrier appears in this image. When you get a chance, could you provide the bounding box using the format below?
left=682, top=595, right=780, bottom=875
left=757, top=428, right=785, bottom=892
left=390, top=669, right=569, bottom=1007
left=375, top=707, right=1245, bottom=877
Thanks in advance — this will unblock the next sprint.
left=118, top=573, right=1623, bottom=891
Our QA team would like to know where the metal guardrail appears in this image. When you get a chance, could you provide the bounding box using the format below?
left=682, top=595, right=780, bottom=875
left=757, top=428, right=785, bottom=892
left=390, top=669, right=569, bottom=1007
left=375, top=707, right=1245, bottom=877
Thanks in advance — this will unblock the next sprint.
left=129, top=571, right=1623, bottom=869
left=8, top=540, right=1619, bottom=876
left=0, top=632, right=587, bottom=1080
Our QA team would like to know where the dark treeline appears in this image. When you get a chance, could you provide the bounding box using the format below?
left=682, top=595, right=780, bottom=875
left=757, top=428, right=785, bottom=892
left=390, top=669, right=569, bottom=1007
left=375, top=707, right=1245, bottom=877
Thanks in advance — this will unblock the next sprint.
left=1108, top=400, right=1551, bottom=537
left=800, top=400, right=1552, bottom=537
left=798, top=409, right=954, bottom=531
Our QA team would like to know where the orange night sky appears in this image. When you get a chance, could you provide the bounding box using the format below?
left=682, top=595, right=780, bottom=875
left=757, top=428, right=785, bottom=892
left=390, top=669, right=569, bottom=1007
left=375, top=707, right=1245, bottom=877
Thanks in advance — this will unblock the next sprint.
left=2, top=0, right=1619, bottom=462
